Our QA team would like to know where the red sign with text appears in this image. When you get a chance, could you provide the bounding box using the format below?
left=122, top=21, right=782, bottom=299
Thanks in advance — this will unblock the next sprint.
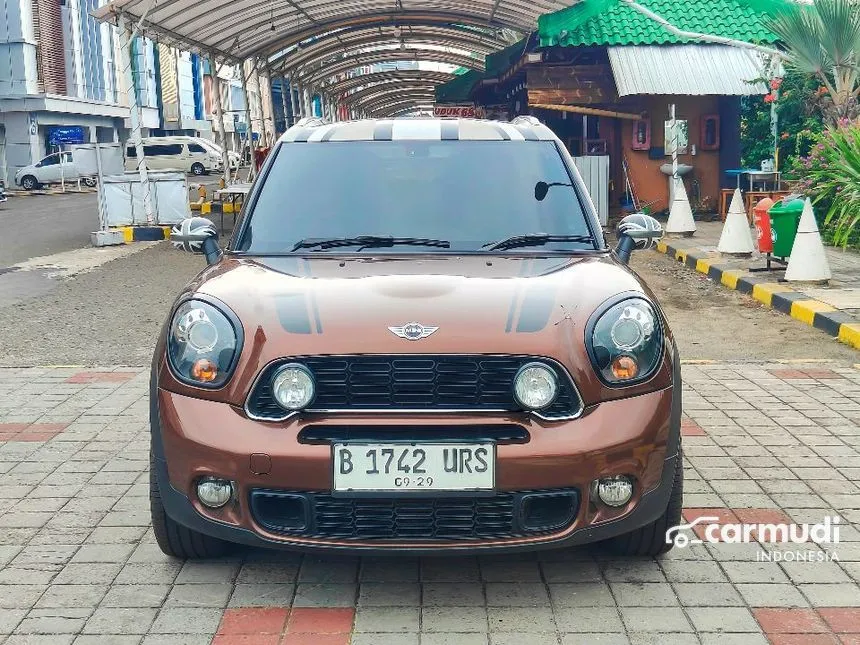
left=433, top=106, right=484, bottom=118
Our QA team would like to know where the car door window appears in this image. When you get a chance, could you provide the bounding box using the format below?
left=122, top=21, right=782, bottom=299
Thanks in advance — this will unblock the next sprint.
left=144, top=144, right=184, bottom=156
left=40, top=154, right=60, bottom=167
left=188, top=144, right=207, bottom=154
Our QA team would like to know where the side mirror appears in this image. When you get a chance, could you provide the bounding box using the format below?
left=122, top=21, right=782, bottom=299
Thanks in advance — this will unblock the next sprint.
left=171, top=217, right=222, bottom=266
left=534, top=181, right=550, bottom=201
left=615, top=213, right=663, bottom=265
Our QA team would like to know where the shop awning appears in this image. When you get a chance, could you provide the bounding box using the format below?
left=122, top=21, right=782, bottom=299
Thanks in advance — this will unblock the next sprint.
left=608, top=44, right=770, bottom=96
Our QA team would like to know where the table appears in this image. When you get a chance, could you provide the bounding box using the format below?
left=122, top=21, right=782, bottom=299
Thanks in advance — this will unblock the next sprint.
left=725, top=169, right=782, bottom=192
left=213, top=183, right=252, bottom=231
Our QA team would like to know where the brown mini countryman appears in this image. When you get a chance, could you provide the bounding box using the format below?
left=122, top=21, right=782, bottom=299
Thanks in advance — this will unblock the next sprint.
left=152, top=116, right=681, bottom=558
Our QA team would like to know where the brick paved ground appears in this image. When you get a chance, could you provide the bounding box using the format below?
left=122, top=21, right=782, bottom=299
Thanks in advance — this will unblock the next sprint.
left=1, top=362, right=859, bottom=645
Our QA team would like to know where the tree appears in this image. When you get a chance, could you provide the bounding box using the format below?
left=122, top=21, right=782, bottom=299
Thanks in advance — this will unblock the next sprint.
left=766, top=0, right=860, bottom=123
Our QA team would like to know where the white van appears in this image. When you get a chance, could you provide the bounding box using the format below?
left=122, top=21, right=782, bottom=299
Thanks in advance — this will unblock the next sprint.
left=124, top=136, right=222, bottom=175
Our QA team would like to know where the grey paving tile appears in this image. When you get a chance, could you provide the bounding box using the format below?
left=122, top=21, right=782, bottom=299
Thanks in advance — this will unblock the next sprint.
left=72, top=636, right=140, bottom=645
left=735, top=583, right=810, bottom=607
left=174, top=560, right=240, bottom=585
left=140, top=636, right=211, bottom=645
left=672, top=582, right=744, bottom=607
left=0, top=609, right=25, bottom=634
left=422, top=606, right=488, bottom=633
left=352, top=633, right=420, bottom=645
left=485, top=582, right=549, bottom=607
left=99, top=584, right=170, bottom=608
left=227, top=583, right=295, bottom=607
left=4, top=636, right=75, bottom=645
left=685, top=607, right=760, bottom=632
left=354, top=606, right=419, bottom=633
left=798, top=582, right=860, bottom=606
left=540, top=560, right=602, bottom=583
left=34, top=585, right=107, bottom=609
left=358, top=582, right=421, bottom=607
left=15, top=608, right=91, bottom=635
left=562, top=635, right=630, bottom=645
left=609, top=583, right=678, bottom=607
left=549, top=583, right=614, bottom=608
left=421, top=582, right=485, bottom=607
left=555, top=606, right=623, bottom=633
left=359, top=558, right=420, bottom=583
left=698, top=635, right=769, bottom=645
left=81, top=607, right=157, bottom=635
left=164, top=584, right=231, bottom=608
left=489, top=633, right=558, bottom=645
left=488, top=607, right=555, bottom=632
left=148, top=607, right=222, bottom=634
left=297, top=557, right=359, bottom=584
left=292, top=583, right=357, bottom=607
left=619, top=607, right=692, bottom=633
left=421, top=634, right=489, bottom=645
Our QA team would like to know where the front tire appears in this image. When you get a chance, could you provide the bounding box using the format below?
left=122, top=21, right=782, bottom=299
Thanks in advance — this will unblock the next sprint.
left=150, top=451, right=231, bottom=559
left=21, top=175, right=39, bottom=191
left=191, top=162, right=206, bottom=176
left=83, top=177, right=97, bottom=187
left=605, top=448, right=684, bottom=557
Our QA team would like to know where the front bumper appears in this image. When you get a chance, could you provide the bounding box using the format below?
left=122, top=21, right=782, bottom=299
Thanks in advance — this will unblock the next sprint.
left=151, top=354, right=681, bottom=554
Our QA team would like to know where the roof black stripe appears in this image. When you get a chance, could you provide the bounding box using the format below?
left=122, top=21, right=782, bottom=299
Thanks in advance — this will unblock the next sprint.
left=373, top=121, right=394, bottom=141
left=440, top=120, right=460, bottom=141
left=292, top=129, right=312, bottom=143
left=515, top=125, right=539, bottom=141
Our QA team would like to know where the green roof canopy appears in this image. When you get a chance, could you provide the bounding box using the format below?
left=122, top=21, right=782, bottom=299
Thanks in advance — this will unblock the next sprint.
left=539, top=0, right=790, bottom=48
left=435, top=68, right=485, bottom=103
left=485, top=37, right=531, bottom=77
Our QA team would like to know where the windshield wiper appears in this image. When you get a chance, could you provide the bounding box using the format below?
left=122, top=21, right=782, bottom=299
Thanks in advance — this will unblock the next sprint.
left=291, top=236, right=450, bottom=252
left=482, top=234, right=594, bottom=252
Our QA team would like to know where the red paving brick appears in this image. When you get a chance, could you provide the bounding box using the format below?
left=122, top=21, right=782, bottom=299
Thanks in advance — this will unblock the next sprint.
left=280, top=634, right=351, bottom=645
left=286, top=608, right=355, bottom=634
left=820, top=610, right=860, bottom=634
left=218, top=608, right=290, bottom=635
left=769, top=369, right=811, bottom=379
left=754, top=608, right=830, bottom=634
left=802, top=369, right=843, bottom=379
left=213, top=635, right=281, bottom=645
left=839, top=636, right=860, bottom=645
left=681, top=417, right=707, bottom=436
left=0, top=422, right=67, bottom=442
left=767, top=636, right=841, bottom=645
left=734, top=508, right=794, bottom=525
left=65, top=371, right=135, bottom=384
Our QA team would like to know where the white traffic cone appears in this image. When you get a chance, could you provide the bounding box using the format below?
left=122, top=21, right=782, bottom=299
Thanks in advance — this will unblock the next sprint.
left=665, top=176, right=696, bottom=237
left=717, top=188, right=755, bottom=256
left=785, top=198, right=831, bottom=283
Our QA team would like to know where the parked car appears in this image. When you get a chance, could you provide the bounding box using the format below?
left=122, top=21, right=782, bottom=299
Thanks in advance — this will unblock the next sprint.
left=196, top=138, right=241, bottom=170
left=155, top=116, right=680, bottom=559
left=124, top=136, right=222, bottom=175
left=15, top=152, right=98, bottom=191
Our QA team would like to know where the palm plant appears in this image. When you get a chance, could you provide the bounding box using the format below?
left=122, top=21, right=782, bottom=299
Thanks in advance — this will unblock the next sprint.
left=766, top=0, right=860, bottom=124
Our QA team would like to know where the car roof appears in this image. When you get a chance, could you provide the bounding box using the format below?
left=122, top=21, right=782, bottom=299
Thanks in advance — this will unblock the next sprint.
left=279, top=117, right=558, bottom=144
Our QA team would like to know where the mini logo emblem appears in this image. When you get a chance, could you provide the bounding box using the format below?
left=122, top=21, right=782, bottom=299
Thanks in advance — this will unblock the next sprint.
left=388, top=322, right=439, bottom=341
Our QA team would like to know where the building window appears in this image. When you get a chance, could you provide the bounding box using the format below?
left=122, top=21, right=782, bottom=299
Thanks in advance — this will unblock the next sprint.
left=701, top=114, right=720, bottom=151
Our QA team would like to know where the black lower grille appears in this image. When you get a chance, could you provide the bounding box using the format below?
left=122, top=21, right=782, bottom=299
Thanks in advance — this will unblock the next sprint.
left=246, top=355, right=582, bottom=420
left=250, top=489, right=579, bottom=542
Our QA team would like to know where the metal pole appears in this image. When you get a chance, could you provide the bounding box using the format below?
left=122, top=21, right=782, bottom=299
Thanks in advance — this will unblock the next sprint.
left=261, top=63, right=276, bottom=144
left=288, top=77, right=298, bottom=124
left=670, top=103, right=678, bottom=204
left=280, top=77, right=289, bottom=132
left=118, top=13, right=155, bottom=224
left=241, top=60, right=255, bottom=181
left=209, top=52, right=231, bottom=186
left=95, top=143, right=107, bottom=231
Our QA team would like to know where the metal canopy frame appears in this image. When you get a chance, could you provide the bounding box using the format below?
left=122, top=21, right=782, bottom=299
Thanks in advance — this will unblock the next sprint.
left=94, top=0, right=573, bottom=116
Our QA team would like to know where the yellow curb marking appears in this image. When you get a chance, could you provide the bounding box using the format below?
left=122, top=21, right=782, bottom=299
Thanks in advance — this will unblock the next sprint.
left=201, top=202, right=211, bottom=214
left=720, top=270, right=744, bottom=290
left=675, top=250, right=687, bottom=263
left=695, top=258, right=712, bottom=274
left=838, top=324, right=860, bottom=350
left=751, top=283, right=793, bottom=307
left=656, top=241, right=668, bottom=254
left=121, top=227, right=133, bottom=243
left=790, top=300, right=837, bottom=326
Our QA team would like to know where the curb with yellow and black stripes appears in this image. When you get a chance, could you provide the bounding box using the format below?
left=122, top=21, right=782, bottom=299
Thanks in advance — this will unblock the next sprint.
left=655, top=240, right=860, bottom=350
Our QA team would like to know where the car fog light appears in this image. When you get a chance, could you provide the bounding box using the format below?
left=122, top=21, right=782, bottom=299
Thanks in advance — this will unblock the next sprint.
left=593, top=475, right=634, bottom=507
left=610, top=355, right=639, bottom=380
left=272, top=364, right=315, bottom=410
left=513, top=363, right=558, bottom=410
left=197, top=478, right=233, bottom=508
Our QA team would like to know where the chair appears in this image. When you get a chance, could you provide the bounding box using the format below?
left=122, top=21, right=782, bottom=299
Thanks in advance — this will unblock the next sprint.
left=719, top=188, right=735, bottom=220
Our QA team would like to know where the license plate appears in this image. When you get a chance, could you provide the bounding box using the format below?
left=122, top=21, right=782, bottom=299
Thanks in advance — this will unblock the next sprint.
left=332, top=443, right=495, bottom=493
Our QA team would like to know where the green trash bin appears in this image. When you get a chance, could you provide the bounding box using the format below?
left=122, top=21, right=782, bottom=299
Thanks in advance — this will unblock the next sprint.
left=767, top=198, right=805, bottom=258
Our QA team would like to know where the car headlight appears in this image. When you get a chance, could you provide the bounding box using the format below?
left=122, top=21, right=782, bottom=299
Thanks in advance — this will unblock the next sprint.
left=513, top=363, right=558, bottom=410
left=589, top=298, right=662, bottom=385
left=167, top=299, right=240, bottom=387
left=271, top=364, right=315, bottom=410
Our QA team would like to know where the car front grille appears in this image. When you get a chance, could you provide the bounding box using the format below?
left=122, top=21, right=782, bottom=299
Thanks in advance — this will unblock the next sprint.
left=245, top=355, right=582, bottom=421
left=249, top=489, right=579, bottom=542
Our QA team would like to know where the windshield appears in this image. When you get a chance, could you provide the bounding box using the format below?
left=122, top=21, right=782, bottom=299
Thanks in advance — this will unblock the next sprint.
left=237, top=140, right=597, bottom=254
